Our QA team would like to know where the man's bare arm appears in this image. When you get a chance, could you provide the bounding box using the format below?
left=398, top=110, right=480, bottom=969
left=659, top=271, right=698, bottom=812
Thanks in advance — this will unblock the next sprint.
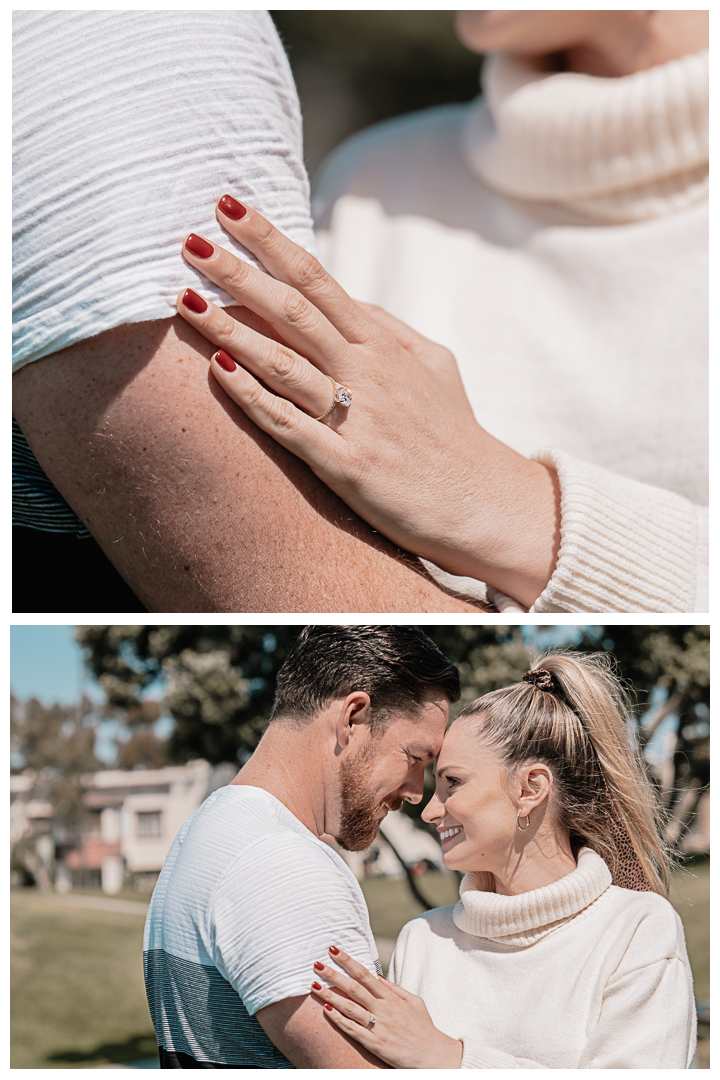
left=256, top=993, right=387, bottom=1068
left=12, top=312, right=487, bottom=613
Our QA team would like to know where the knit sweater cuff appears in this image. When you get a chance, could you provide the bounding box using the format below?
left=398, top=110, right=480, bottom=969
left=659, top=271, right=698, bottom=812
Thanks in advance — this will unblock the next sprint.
left=459, top=1037, right=544, bottom=1069
left=530, top=449, right=701, bottom=613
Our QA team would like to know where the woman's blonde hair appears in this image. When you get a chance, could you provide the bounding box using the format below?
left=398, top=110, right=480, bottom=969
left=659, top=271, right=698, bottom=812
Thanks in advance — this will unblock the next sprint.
left=454, top=650, right=670, bottom=896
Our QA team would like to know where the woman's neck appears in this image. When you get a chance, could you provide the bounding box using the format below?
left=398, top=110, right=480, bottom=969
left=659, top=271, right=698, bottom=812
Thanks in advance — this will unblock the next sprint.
left=492, top=834, right=577, bottom=897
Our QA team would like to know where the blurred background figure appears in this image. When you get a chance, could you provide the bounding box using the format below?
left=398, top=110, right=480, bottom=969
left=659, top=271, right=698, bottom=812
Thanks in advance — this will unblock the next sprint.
left=11, top=624, right=709, bottom=1068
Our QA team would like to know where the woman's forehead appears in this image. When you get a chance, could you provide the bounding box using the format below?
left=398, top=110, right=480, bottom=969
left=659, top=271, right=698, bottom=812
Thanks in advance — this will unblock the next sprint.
left=437, top=721, right=475, bottom=760
left=436, top=718, right=499, bottom=767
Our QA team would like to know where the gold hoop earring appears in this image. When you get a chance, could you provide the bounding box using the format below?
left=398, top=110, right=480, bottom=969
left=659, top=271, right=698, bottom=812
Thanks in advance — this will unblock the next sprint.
left=516, top=810, right=531, bottom=831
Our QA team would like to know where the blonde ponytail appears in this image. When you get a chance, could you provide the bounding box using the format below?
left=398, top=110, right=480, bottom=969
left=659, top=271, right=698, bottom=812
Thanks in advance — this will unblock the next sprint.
left=455, top=651, right=670, bottom=896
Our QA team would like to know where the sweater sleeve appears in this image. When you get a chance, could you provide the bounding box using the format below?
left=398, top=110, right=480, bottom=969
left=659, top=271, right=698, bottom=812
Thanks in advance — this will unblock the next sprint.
left=529, top=448, right=707, bottom=613
left=457, top=1039, right=548, bottom=1069
left=578, top=955, right=696, bottom=1068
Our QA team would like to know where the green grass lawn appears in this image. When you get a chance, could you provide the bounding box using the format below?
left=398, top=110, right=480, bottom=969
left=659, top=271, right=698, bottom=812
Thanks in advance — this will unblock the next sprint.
left=668, top=856, right=710, bottom=1001
left=11, top=891, right=155, bottom=1068
left=10, top=858, right=709, bottom=1069
left=671, top=858, right=711, bottom=1067
left=361, top=869, right=461, bottom=940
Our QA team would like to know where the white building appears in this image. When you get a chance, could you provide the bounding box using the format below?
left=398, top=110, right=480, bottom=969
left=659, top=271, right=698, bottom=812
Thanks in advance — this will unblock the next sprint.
left=86, top=760, right=235, bottom=882
left=10, top=771, right=53, bottom=847
left=12, top=760, right=236, bottom=894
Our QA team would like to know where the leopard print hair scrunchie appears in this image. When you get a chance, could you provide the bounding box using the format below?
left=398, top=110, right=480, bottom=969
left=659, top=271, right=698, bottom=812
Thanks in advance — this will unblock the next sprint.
left=522, top=668, right=565, bottom=697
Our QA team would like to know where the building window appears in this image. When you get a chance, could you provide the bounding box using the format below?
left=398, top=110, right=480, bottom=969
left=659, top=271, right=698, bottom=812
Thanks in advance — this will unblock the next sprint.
left=136, top=811, right=162, bottom=837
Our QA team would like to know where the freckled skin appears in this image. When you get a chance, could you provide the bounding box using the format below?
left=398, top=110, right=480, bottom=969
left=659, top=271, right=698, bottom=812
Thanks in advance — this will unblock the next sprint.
left=13, top=311, right=489, bottom=612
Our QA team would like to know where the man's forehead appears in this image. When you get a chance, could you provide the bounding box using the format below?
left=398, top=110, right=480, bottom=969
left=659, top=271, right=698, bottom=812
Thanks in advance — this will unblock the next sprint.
left=406, top=738, right=443, bottom=760
left=385, top=695, right=448, bottom=750
left=405, top=705, right=448, bottom=758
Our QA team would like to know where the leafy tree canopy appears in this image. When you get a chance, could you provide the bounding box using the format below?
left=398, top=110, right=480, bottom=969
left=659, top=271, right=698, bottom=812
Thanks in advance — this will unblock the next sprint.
left=75, top=623, right=708, bottom=761
left=11, top=694, right=104, bottom=839
left=75, top=626, right=303, bottom=764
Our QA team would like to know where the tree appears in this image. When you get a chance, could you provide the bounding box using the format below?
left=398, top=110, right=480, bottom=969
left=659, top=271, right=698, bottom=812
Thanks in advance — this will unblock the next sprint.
left=76, top=624, right=709, bottom=850
left=114, top=726, right=171, bottom=771
left=11, top=693, right=107, bottom=888
left=574, top=625, right=710, bottom=850
left=11, top=693, right=104, bottom=834
left=75, top=626, right=303, bottom=764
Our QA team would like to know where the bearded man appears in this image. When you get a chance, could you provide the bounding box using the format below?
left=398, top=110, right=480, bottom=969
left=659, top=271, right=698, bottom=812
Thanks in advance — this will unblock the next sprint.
left=143, top=625, right=459, bottom=1068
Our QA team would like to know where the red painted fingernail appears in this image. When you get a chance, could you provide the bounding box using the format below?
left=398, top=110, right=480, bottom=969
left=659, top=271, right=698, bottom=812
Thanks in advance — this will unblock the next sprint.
left=324, top=1003, right=333, bottom=1012
left=213, top=350, right=236, bottom=372
left=311, top=982, right=322, bottom=991
left=329, top=946, right=340, bottom=956
left=219, top=194, right=247, bottom=221
left=185, top=233, right=214, bottom=259
left=182, top=288, right=208, bottom=314
left=314, top=962, right=325, bottom=971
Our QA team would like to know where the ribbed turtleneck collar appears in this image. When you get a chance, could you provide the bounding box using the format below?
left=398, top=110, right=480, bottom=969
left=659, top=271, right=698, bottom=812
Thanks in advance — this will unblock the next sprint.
left=463, top=49, right=709, bottom=222
left=452, top=847, right=612, bottom=948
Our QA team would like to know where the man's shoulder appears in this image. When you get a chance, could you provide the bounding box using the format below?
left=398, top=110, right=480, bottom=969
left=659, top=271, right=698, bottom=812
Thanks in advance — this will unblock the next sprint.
left=193, top=787, right=359, bottom=898
left=184, top=785, right=348, bottom=871
left=153, top=786, right=349, bottom=911
left=180, top=784, right=287, bottom=850
left=147, top=786, right=365, bottom=956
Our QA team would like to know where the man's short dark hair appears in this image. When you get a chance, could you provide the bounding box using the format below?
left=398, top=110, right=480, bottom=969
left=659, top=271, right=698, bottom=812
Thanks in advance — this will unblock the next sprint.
left=270, top=626, right=460, bottom=727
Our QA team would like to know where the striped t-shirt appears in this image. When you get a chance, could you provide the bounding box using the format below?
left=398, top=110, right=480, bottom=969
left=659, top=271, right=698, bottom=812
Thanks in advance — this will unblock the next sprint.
left=143, top=785, right=381, bottom=1068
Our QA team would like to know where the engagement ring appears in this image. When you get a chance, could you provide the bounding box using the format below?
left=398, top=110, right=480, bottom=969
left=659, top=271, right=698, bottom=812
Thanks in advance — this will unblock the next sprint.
left=314, top=375, right=353, bottom=421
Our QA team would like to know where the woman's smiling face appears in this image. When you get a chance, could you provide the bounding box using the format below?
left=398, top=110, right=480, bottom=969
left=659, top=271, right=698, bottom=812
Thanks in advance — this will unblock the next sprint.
left=421, top=720, right=517, bottom=874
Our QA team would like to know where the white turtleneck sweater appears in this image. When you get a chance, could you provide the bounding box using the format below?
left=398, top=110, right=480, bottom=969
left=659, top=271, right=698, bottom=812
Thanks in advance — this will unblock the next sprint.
left=388, top=848, right=696, bottom=1069
left=314, top=50, right=708, bottom=614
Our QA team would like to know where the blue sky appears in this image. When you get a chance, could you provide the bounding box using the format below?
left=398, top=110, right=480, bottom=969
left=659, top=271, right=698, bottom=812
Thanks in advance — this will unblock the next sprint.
left=11, top=625, right=101, bottom=705
left=10, top=625, right=170, bottom=765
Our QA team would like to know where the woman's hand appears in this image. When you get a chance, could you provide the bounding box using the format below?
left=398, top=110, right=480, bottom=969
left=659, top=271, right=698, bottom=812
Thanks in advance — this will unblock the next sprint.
left=311, top=948, right=463, bottom=1070
left=176, top=198, right=559, bottom=607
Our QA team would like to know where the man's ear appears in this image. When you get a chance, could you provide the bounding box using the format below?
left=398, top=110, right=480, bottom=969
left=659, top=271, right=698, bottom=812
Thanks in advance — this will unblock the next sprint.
left=335, top=692, right=372, bottom=751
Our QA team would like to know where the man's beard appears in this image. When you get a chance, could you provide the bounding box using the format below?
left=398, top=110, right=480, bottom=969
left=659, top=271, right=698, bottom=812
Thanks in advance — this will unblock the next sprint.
left=336, top=742, right=403, bottom=852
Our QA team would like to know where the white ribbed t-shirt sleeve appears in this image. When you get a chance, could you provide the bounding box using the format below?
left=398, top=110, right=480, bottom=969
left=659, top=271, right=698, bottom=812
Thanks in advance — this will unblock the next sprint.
left=530, top=448, right=707, bottom=613
left=211, top=833, right=379, bottom=1017
left=13, top=10, right=315, bottom=372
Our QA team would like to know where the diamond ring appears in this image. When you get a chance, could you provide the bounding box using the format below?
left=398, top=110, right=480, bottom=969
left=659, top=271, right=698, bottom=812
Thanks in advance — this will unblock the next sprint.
left=367, top=1015, right=377, bottom=1028
left=314, top=375, right=353, bottom=421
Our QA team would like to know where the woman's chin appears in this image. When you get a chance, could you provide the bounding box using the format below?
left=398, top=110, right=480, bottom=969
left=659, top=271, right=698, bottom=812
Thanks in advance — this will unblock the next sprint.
left=442, top=846, right=465, bottom=871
